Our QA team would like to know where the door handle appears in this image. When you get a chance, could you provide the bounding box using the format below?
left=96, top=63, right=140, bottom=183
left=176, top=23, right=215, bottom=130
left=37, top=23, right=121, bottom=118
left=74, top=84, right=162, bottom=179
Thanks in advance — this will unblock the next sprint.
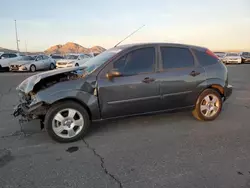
left=142, top=77, right=155, bottom=83
left=189, top=71, right=200, bottom=77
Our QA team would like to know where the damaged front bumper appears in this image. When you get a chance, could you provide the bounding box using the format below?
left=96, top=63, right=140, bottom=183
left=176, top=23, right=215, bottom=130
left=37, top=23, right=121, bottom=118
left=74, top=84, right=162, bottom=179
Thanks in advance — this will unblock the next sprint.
left=13, top=101, right=46, bottom=120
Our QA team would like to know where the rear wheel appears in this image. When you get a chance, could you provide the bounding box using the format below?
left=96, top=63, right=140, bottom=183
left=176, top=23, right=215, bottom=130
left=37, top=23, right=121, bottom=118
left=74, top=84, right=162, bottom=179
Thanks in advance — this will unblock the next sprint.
left=30, top=64, right=36, bottom=72
left=44, top=101, right=90, bottom=143
left=192, top=89, right=222, bottom=121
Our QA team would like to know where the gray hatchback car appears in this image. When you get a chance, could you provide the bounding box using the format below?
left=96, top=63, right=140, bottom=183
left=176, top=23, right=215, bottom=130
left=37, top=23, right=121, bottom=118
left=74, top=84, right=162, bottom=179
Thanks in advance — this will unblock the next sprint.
left=14, top=43, right=232, bottom=142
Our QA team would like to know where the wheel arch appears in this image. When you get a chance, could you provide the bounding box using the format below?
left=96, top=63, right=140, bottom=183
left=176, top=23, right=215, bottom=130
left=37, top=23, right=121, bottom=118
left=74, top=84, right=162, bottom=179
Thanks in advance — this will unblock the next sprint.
left=194, top=79, right=226, bottom=105
left=207, top=84, right=224, bottom=97
left=49, top=97, right=92, bottom=120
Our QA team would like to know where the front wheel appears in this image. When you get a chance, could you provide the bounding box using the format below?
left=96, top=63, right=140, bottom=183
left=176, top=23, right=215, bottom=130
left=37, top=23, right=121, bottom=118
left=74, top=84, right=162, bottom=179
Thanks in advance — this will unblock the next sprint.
left=30, top=64, right=36, bottom=72
left=192, top=89, right=222, bottom=121
left=50, top=63, right=55, bottom=70
left=44, top=101, right=90, bottom=143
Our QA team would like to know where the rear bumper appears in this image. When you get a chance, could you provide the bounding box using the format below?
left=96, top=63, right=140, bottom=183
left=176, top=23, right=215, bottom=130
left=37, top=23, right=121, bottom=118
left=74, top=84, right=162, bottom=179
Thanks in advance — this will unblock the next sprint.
left=224, top=84, right=232, bottom=101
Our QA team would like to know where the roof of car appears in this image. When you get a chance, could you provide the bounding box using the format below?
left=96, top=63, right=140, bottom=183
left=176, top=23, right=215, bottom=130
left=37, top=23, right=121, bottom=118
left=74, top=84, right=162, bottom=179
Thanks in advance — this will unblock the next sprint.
left=114, top=42, right=207, bottom=51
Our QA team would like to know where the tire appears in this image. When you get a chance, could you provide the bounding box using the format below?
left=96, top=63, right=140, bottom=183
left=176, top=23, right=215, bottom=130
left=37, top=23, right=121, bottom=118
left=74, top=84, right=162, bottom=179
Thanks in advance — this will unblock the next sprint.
left=192, top=89, right=222, bottom=121
left=50, top=63, right=55, bottom=70
left=30, top=64, right=36, bottom=72
left=75, top=63, right=79, bottom=67
left=44, top=101, right=90, bottom=143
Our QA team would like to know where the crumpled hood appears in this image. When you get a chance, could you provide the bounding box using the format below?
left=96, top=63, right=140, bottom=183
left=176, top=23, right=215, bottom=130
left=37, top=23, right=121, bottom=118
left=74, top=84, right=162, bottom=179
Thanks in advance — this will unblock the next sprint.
left=17, top=67, right=85, bottom=94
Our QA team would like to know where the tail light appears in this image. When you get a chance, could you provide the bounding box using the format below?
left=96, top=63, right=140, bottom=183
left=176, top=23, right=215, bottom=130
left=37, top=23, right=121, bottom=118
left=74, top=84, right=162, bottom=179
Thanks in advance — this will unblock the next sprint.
left=206, top=49, right=219, bottom=59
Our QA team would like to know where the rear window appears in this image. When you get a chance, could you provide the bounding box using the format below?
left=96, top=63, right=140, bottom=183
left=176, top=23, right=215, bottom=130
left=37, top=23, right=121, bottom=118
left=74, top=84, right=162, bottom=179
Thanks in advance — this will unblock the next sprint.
left=193, top=49, right=219, bottom=67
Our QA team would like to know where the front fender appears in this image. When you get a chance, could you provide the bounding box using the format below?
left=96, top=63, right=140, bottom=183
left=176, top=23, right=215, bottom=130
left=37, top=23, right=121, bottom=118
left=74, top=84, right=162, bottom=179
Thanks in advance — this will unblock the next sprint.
left=34, top=81, right=100, bottom=120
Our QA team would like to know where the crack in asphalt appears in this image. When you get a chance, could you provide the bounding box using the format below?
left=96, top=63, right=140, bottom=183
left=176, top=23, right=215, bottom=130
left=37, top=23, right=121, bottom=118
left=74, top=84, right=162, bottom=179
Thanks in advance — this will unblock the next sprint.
left=83, top=139, right=123, bottom=188
left=0, top=130, right=33, bottom=139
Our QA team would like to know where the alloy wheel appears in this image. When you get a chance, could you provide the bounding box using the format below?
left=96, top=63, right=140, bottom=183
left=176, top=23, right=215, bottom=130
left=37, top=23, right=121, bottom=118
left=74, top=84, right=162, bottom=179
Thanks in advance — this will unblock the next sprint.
left=200, top=94, right=220, bottom=118
left=52, top=108, right=84, bottom=139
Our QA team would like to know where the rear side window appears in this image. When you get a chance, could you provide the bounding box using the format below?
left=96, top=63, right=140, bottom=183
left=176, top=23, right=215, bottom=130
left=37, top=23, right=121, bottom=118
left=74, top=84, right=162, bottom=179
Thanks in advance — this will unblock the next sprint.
left=160, top=47, right=194, bottom=69
left=193, top=49, right=219, bottom=67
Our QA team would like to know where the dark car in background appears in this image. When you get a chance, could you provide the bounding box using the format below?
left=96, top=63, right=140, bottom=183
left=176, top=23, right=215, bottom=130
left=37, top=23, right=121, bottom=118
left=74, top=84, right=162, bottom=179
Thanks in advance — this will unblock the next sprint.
left=14, top=43, right=232, bottom=143
left=50, top=54, right=64, bottom=60
left=241, top=52, right=250, bottom=63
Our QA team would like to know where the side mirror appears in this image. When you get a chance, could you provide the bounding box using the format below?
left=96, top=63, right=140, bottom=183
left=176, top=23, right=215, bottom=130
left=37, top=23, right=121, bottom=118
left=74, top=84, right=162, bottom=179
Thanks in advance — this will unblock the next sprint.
left=106, top=69, right=122, bottom=79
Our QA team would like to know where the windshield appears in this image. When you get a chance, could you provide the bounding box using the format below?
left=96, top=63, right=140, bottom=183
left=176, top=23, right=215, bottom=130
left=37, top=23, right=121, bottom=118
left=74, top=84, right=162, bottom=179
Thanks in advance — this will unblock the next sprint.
left=65, top=55, right=78, bottom=59
left=80, top=48, right=122, bottom=74
left=20, top=56, right=35, bottom=61
left=226, top=53, right=238, bottom=56
left=242, top=52, right=250, bottom=56
left=51, top=55, right=64, bottom=59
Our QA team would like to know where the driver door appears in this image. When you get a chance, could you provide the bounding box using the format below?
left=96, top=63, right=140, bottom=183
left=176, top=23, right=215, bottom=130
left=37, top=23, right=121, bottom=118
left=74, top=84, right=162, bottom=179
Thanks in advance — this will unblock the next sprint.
left=34, top=55, right=44, bottom=70
left=97, top=46, right=161, bottom=119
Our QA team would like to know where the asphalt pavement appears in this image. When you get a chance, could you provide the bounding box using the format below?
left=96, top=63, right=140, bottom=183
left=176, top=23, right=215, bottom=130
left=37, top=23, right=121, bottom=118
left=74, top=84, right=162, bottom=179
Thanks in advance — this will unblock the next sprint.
left=1, top=65, right=250, bottom=188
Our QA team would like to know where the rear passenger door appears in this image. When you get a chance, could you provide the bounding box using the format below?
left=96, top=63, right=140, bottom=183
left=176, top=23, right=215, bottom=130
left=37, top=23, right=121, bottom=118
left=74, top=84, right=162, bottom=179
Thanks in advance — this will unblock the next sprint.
left=157, top=46, right=206, bottom=110
left=42, top=55, right=50, bottom=69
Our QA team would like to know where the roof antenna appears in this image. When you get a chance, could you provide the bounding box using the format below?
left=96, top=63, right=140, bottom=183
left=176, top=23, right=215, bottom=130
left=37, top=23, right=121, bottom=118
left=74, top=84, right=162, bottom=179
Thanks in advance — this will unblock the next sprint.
left=114, top=24, right=145, bottom=47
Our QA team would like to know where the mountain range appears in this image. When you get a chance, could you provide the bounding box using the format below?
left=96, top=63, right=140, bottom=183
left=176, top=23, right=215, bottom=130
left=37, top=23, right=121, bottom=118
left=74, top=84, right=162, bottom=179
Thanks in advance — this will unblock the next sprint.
left=44, top=42, right=106, bottom=54
left=0, top=42, right=106, bottom=55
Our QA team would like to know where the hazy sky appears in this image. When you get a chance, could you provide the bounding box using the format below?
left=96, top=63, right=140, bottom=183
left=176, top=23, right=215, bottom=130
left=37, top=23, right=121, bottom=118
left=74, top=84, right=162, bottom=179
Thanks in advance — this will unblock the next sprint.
left=0, top=0, right=249, bottom=52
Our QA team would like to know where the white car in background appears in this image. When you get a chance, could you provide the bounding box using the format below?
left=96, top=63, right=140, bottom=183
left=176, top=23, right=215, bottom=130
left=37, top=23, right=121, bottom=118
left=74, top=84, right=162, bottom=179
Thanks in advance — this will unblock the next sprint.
left=214, top=52, right=226, bottom=61
left=0, top=53, right=23, bottom=70
left=9, top=54, right=56, bottom=72
left=223, top=52, right=242, bottom=64
left=56, top=53, right=93, bottom=68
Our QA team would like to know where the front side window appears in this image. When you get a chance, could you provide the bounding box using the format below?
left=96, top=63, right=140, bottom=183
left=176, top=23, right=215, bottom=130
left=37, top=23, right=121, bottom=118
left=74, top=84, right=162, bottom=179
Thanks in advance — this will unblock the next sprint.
left=9, top=54, right=17, bottom=58
left=160, top=47, right=194, bottom=69
left=113, top=47, right=155, bottom=75
left=1, top=54, right=10, bottom=59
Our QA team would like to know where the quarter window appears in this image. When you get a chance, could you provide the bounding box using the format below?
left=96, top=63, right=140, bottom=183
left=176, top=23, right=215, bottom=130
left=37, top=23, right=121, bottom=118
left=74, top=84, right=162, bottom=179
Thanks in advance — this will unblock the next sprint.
left=113, top=47, right=155, bottom=75
left=160, top=47, right=194, bottom=69
left=193, top=49, right=218, bottom=66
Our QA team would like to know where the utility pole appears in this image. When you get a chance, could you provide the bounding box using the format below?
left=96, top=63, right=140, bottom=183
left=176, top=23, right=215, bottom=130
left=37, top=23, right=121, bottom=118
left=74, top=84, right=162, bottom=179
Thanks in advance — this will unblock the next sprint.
left=14, top=20, right=20, bottom=52
left=25, top=40, right=28, bottom=54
